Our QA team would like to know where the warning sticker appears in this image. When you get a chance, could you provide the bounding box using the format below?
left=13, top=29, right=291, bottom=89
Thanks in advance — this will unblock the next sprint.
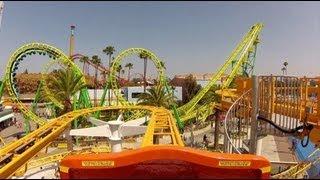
left=218, top=161, right=251, bottom=167
left=81, top=160, right=115, bottom=167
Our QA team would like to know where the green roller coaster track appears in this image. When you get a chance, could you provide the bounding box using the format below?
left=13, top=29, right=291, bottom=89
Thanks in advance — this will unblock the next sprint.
left=1, top=43, right=92, bottom=127
left=177, top=23, right=263, bottom=121
left=0, top=23, right=263, bottom=133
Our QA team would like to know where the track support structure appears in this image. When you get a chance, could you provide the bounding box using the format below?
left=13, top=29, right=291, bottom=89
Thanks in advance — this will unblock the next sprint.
left=249, top=75, right=259, bottom=154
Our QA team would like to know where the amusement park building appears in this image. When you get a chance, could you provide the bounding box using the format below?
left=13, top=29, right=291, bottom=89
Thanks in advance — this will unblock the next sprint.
left=123, top=86, right=182, bottom=103
left=0, top=102, right=14, bottom=132
left=77, top=86, right=182, bottom=104
left=172, top=73, right=227, bottom=87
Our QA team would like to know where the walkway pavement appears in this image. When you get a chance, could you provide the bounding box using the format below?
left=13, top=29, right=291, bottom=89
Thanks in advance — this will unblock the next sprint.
left=260, top=135, right=297, bottom=162
left=182, top=123, right=224, bottom=147
left=13, top=163, right=58, bottom=179
left=0, top=113, right=37, bottom=146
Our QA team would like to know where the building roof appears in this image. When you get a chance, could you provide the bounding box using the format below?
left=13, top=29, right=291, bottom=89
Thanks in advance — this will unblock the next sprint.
left=173, top=73, right=228, bottom=81
left=0, top=109, right=14, bottom=123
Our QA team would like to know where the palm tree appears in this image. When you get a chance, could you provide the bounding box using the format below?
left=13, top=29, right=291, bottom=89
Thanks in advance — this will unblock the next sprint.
left=45, top=68, right=87, bottom=151
left=103, top=46, right=116, bottom=68
left=91, top=55, right=102, bottom=106
left=125, top=63, right=133, bottom=81
left=46, top=69, right=86, bottom=114
left=114, top=64, right=123, bottom=105
left=139, top=51, right=150, bottom=93
left=103, top=46, right=116, bottom=105
left=137, top=84, right=175, bottom=109
left=79, top=56, right=89, bottom=74
left=283, top=61, right=288, bottom=75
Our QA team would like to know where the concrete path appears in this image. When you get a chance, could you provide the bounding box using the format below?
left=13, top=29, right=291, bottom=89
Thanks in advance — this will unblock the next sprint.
left=260, top=135, right=297, bottom=162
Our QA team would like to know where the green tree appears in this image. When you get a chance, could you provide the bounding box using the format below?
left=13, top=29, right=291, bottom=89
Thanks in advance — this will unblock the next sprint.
left=125, top=63, right=133, bottom=81
left=91, top=55, right=102, bottom=106
left=103, top=46, right=116, bottom=68
left=137, top=84, right=175, bottom=109
left=182, top=75, right=202, bottom=104
left=79, top=55, right=89, bottom=74
left=46, top=69, right=86, bottom=114
left=103, top=46, right=116, bottom=105
left=45, top=68, right=87, bottom=151
left=139, top=51, right=150, bottom=93
left=91, top=55, right=102, bottom=87
left=199, top=85, right=221, bottom=105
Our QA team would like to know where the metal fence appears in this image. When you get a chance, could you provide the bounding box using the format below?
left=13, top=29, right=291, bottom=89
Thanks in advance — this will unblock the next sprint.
left=224, top=89, right=252, bottom=154
left=223, top=75, right=319, bottom=154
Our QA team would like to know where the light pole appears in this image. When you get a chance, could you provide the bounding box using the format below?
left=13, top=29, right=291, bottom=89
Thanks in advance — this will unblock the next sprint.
left=0, top=1, right=4, bottom=30
left=283, top=60, right=288, bottom=75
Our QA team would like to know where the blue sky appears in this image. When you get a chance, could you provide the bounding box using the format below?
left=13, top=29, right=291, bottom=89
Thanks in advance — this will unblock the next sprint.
left=0, top=1, right=320, bottom=78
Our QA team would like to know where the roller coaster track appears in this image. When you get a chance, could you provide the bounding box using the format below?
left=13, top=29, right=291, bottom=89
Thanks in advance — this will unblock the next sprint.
left=14, top=151, right=71, bottom=176
left=22, top=23, right=263, bottom=125
left=0, top=105, right=181, bottom=178
left=72, top=53, right=109, bottom=76
left=271, top=148, right=320, bottom=179
left=14, top=144, right=112, bottom=176
left=105, top=23, right=263, bottom=122
left=106, top=48, right=166, bottom=107
left=176, top=23, right=263, bottom=121
left=3, top=43, right=90, bottom=126
left=0, top=23, right=265, bottom=178
left=0, top=136, right=5, bottom=147
left=95, top=47, right=169, bottom=121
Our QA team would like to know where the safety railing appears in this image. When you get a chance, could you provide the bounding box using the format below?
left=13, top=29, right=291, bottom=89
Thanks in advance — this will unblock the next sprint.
left=258, top=76, right=303, bottom=136
left=224, top=89, right=252, bottom=154
left=271, top=148, right=320, bottom=179
left=224, top=75, right=320, bottom=154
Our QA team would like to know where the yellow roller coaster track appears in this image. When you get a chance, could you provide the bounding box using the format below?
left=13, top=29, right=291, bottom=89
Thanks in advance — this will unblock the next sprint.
left=13, top=151, right=71, bottom=176
left=0, top=105, right=182, bottom=178
left=272, top=148, right=320, bottom=179
left=0, top=23, right=263, bottom=178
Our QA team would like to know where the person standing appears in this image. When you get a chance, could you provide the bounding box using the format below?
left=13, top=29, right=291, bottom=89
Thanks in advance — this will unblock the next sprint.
left=292, top=139, right=296, bottom=150
left=203, top=134, right=209, bottom=148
